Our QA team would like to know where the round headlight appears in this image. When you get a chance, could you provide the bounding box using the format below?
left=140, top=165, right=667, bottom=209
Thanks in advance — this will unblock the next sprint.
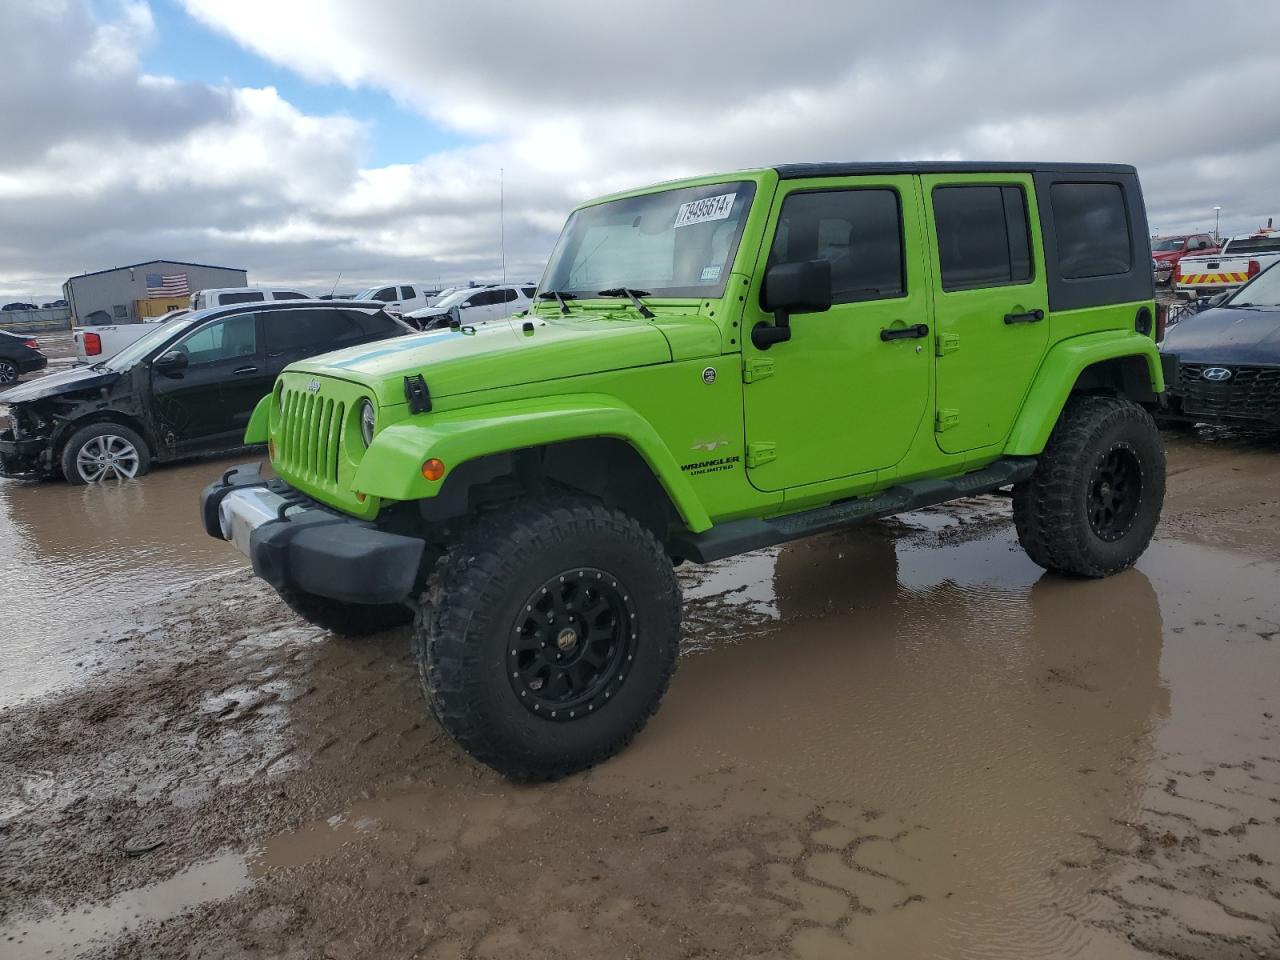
left=359, top=400, right=376, bottom=446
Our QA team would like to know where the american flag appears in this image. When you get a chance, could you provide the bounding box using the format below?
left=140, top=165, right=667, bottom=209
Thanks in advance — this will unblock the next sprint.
left=145, top=272, right=190, bottom=298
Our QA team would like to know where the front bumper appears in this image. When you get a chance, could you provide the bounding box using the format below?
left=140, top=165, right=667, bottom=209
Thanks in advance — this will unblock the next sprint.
left=1159, top=353, right=1280, bottom=426
left=0, top=429, right=53, bottom=479
left=200, top=463, right=426, bottom=605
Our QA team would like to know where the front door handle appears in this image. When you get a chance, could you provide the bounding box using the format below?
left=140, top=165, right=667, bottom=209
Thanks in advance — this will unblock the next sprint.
left=233, top=365, right=259, bottom=375
left=880, top=323, right=929, bottom=341
left=1004, top=309, right=1045, bottom=325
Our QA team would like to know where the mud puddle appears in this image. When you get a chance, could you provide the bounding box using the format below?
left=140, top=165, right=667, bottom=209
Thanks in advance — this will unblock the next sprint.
left=2, top=435, right=1279, bottom=959
left=0, top=455, right=249, bottom=707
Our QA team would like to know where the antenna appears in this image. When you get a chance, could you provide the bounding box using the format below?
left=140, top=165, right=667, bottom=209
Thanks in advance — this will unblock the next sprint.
left=329, top=271, right=342, bottom=298
left=499, top=167, right=506, bottom=284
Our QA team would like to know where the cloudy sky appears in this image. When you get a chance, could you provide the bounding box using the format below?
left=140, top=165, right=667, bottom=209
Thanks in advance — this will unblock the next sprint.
left=2, top=0, right=1277, bottom=301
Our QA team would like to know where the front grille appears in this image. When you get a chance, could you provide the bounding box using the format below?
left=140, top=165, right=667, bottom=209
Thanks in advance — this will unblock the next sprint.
left=1177, top=363, right=1280, bottom=420
left=276, top=386, right=345, bottom=486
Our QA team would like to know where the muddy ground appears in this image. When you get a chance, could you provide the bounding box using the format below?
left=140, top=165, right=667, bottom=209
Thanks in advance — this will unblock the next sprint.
left=2, top=427, right=1280, bottom=960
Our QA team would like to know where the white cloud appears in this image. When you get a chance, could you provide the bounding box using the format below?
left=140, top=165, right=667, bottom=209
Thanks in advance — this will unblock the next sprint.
left=2, top=0, right=1279, bottom=299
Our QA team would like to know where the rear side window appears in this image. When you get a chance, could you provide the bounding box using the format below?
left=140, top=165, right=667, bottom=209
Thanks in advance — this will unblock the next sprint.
left=1049, top=182, right=1132, bottom=279
left=264, top=309, right=362, bottom=354
left=933, top=185, right=1032, bottom=291
left=521, top=286, right=537, bottom=298
left=220, top=291, right=265, bottom=305
left=769, top=188, right=906, bottom=304
left=1225, top=236, right=1280, bottom=254
left=400, top=285, right=415, bottom=300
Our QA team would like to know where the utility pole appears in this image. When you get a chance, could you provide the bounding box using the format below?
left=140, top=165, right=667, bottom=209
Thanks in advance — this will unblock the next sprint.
left=499, top=168, right=507, bottom=284
left=1214, top=206, right=1221, bottom=241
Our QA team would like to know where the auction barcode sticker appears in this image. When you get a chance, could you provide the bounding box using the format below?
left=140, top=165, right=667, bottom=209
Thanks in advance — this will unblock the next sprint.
left=673, top=193, right=737, bottom=228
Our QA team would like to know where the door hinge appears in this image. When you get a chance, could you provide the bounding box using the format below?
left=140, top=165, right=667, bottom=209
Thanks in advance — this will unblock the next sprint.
left=936, top=332, right=960, bottom=357
left=743, top=357, right=775, bottom=383
left=935, top=409, right=960, bottom=432
left=746, top=442, right=777, bottom=468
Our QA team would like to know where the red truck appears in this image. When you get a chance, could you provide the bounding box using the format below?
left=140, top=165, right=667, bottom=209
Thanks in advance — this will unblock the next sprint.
left=1151, top=233, right=1219, bottom=284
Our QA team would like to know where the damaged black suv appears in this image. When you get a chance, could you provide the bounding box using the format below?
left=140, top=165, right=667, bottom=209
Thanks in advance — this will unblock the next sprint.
left=0, top=300, right=408, bottom=484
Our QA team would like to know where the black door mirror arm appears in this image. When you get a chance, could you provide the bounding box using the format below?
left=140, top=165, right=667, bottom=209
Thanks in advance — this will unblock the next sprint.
left=751, top=310, right=793, bottom=349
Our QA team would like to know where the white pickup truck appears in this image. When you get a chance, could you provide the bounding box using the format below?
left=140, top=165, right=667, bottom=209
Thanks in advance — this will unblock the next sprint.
left=1175, top=229, right=1280, bottom=298
left=73, top=310, right=188, bottom=362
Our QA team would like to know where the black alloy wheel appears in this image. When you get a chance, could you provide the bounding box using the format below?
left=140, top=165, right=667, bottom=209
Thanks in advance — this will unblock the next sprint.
left=1087, top=442, right=1142, bottom=542
left=507, top=568, right=637, bottom=721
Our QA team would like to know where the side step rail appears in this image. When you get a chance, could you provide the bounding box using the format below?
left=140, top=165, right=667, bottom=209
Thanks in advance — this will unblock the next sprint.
left=671, top=457, right=1037, bottom=564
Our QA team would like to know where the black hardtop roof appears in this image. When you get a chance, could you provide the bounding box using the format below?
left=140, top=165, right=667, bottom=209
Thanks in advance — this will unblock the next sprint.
left=774, top=161, right=1137, bottom=180
left=68, top=259, right=249, bottom=280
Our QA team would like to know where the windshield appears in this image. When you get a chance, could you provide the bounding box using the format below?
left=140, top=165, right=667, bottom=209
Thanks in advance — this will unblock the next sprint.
left=541, top=181, right=757, bottom=299
left=1227, top=261, right=1280, bottom=307
left=1151, top=237, right=1186, bottom=252
left=1225, top=236, right=1280, bottom=254
left=428, top=289, right=474, bottom=311
left=103, top=314, right=201, bottom=371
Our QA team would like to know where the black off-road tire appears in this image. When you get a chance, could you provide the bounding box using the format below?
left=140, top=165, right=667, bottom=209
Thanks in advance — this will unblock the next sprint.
left=1013, top=395, right=1165, bottom=578
left=60, top=421, right=152, bottom=484
left=415, top=497, right=681, bottom=782
left=276, top=585, right=413, bottom=636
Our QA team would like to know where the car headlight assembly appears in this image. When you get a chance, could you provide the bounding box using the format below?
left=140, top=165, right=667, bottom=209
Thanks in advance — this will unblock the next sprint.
left=360, top=399, right=376, bottom=447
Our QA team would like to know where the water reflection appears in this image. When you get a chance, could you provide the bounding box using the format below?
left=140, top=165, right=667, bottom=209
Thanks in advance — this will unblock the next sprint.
left=605, top=520, right=1170, bottom=959
left=0, top=456, right=247, bottom=707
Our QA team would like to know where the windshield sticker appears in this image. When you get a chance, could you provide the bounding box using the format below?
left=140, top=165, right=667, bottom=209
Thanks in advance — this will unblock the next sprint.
left=700, top=264, right=722, bottom=281
left=674, top=193, right=737, bottom=229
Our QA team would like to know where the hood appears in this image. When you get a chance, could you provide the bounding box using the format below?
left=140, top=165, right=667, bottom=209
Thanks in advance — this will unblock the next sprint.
left=288, top=311, right=704, bottom=406
left=1162, top=306, right=1280, bottom=364
left=1153, top=251, right=1182, bottom=263
left=0, top=365, right=119, bottom=404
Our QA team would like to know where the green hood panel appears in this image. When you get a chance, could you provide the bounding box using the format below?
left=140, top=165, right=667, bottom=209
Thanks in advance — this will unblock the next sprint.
left=288, top=312, right=684, bottom=406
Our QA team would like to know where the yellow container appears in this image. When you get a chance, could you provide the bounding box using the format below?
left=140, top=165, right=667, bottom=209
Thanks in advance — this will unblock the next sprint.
left=136, top=297, right=186, bottom=319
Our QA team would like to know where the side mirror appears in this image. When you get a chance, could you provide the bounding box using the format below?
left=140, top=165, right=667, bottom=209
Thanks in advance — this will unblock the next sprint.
left=1207, top=292, right=1229, bottom=307
left=754, top=260, right=833, bottom=349
left=154, top=349, right=188, bottom=373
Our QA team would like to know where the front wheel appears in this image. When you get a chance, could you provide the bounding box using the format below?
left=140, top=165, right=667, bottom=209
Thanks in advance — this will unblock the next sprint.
left=416, top=498, right=682, bottom=782
left=60, top=422, right=152, bottom=484
left=1013, top=396, right=1165, bottom=578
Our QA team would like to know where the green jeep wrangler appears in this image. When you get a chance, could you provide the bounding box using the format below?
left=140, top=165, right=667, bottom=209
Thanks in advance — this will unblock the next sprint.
left=201, top=162, right=1165, bottom=781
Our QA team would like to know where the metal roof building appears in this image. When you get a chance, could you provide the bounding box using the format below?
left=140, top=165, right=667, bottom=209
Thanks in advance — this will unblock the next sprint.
left=62, top=259, right=248, bottom=326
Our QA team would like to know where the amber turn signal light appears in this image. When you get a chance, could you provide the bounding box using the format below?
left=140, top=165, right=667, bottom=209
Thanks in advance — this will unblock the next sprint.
left=421, top=458, right=446, bottom=481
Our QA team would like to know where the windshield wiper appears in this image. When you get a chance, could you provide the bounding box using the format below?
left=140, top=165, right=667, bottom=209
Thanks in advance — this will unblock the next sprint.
left=537, top=290, right=575, bottom=314
left=597, top=288, right=655, bottom=319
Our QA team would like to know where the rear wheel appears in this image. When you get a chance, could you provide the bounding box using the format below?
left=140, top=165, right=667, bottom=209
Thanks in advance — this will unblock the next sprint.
left=1013, top=396, right=1165, bottom=578
left=415, top=497, right=681, bottom=782
left=0, top=359, right=18, bottom=384
left=61, top=422, right=151, bottom=484
left=276, top=585, right=413, bottom=636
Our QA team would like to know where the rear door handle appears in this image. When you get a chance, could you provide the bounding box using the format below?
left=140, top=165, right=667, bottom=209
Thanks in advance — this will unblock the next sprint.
left=233, top=365, right=259, bottom=375
left=880, top=323, right=929, bottom=341
left=1004, top=309, right=1045, bottom=325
